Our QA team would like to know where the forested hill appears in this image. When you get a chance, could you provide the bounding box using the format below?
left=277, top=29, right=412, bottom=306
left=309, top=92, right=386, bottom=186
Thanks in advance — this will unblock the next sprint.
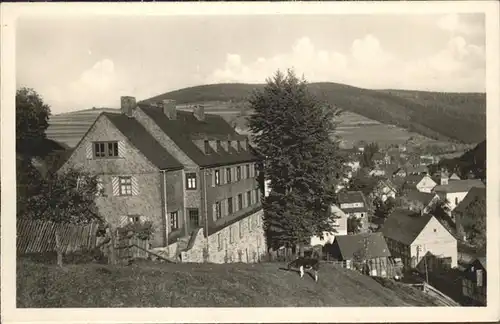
left=141, top=83, right=486, bottom=144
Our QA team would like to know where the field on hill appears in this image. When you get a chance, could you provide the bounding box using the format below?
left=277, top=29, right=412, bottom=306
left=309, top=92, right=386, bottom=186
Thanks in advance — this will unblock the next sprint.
left=143, top=83, right=486, bottom=144
left=17, top=258, right=442, bottom=307
left=46, top=101, right=444, bottom=150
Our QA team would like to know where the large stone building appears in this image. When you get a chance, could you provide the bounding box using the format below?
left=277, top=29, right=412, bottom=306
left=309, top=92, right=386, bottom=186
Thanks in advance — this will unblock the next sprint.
left=59, top=97, right=265, bottom=263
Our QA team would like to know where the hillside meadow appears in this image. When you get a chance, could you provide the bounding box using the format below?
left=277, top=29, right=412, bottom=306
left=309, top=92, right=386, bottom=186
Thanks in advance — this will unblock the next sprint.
left=17, top=257, right=442, bottom=307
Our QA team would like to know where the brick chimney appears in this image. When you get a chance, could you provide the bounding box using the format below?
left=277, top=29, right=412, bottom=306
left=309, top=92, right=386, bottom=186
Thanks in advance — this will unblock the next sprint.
left=121, top=96, right=136, bottom=117
left=162, top=99, right=177, bottom=120
left=193, top=105, right=205, bottom=121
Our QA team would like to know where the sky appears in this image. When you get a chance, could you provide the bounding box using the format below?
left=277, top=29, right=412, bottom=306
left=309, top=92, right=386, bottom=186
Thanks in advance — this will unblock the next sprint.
left=16, top=13, right=486, bottom=114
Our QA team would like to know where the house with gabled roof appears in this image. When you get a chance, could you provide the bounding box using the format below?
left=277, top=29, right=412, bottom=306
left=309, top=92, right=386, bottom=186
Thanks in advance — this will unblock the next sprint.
left=59, top=97, right=264, bottom=264
left=326, top=232, right=396, bottom=278
left=382, top=209, right=458, bottom=270
left=402, top=174, right=437, bottom=193
left=432, top=179, right=485, bottom=212
left=402, top=190, right=440, bottom=214
left=310, top=205, right=348, bottom=246
left=370, top=179, right=398, bottom=202
left=461, top=257, right=487, bottom=306
left=337, top=191, right=370, bottom=233
left=453, top=187, right=486, bottom=240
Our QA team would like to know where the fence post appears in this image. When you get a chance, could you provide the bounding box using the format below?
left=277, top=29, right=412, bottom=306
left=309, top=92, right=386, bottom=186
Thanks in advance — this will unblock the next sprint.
left=55, top=227, right=63, bottom=267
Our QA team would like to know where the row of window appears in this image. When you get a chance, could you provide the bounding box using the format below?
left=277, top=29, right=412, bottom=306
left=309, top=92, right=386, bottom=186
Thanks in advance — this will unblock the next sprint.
left=213, top=188, right=260, bottom=220
left=92, top=176, right=138, bottom=197
left=185, top=164, right=256, bottom=190
left=213, top=163, right=256, bottom=187
left=217, top=214, right=261, bottom=250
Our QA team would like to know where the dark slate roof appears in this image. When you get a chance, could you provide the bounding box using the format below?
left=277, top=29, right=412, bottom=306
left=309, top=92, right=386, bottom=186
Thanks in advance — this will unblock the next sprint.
left=433, top=179, right=485, bottom=194
left=454, top=187, right=486, bottom=214
left=103, top=113, right=184, bottom=171
left=334, top=232, right=391, bottom=260
left=338, top=191, right=366, bottom=204
left=139, top=105, right=258, bottom=167
left=382, top=209, right=433, bottom=245
left=405, top=190, right=437, bottom=207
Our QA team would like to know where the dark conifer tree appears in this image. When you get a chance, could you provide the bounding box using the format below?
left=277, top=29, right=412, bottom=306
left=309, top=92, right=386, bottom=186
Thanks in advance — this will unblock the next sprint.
left=248, top=69, right=345, bottom=252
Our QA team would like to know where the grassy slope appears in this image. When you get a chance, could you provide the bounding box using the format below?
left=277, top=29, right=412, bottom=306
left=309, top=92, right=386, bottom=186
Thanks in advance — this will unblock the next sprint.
left=17, top=259, right=441, bottom=307
left=142, top=83, right=486, bottom=144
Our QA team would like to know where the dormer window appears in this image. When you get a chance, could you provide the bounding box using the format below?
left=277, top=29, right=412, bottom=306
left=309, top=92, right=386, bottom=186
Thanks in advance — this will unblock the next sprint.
left=227, top=141, right=232, bottom=153
left=216, top=140, right=221, bottom=151
left=204, top=140, right=210, bottom=154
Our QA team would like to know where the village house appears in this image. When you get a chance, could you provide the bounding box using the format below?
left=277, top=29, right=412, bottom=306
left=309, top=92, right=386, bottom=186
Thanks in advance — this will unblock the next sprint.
left=337, top=191, right=370, bottom=233
left=371, top=152, right=390, bottom=166
left=453, top=187, right=486, bottom=240
left=432, top=179, right=486, bottom=212
left=402, top=174, right=437, bottom=194
left=405, top=164, right=429, bottom=176
left=325, top=232, right=396, bottom=278
left=368, top=166, right=386, bottom=177
left=382, top=209, right=458, bottom=270
left=402, top=190, right=441, bottom=215
left=59, top=97, right=264, bottom=264
left=310, top=205, right=348, bottom=246
left=393, top=167, right=407, bottom=178
left=461, top=257, right=487, bottom=306
left=370, top=179, right=398, bottom=202
left=419, top=154, right=435, bottom=166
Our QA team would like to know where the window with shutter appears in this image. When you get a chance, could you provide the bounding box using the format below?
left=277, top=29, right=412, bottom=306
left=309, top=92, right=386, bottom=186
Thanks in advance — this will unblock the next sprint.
left=96, top=177, right=104, bottom=196
left=245, top=164, right=250, bottom=179
left=86, top=143, right=93, bottom=159
left=236, top=166, right=242, bottom=181
left=239, top=221, right=243, bottom=238
left=186, top=173, right=197, bottom=190
left=238, top=194, right=243, bottom=210
left=170, top=211, right=179, bottom=231
left=229, top=226, right=234, bottom=244
left=226, top=168, right=232, bottom=184
left=215, top=201, right=222, bottom=220
left=217, top=233, right=222, bottom=250
left=246, top=191, right=252, bottom=207
left=131, top=176, right=139, bottom=195
left=119, top=215, right=129, bottom=227
left=215, top=170, right=221, bottom=186
left=228, top=197, right=233, bottom=214
left=118, top=176, right=133, bottom=196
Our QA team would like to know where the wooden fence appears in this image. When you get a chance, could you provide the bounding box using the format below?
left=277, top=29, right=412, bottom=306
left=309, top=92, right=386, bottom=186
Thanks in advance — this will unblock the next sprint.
left=17, top=219, right=100, bottom=255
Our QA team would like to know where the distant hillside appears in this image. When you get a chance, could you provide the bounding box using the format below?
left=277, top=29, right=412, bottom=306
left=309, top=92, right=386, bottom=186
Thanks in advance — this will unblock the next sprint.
left=18, top=258, right=442, bottom=307
left=142, top=83, right=486, bottom=144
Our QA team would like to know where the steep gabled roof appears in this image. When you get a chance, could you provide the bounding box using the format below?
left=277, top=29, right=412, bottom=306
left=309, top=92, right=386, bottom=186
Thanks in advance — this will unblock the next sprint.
left=454, top=187, right=486, bottom=214
left=139, top=105, right=258, bottom=168
left=334, top=232, right=391, bottom=260
left=405, top=190, right=437, bottom=207
left=382, top=209, right=433, bottom=245
left=103, top=113, right=184, bottom=171
left=433, top=179, right=485, bottom=194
